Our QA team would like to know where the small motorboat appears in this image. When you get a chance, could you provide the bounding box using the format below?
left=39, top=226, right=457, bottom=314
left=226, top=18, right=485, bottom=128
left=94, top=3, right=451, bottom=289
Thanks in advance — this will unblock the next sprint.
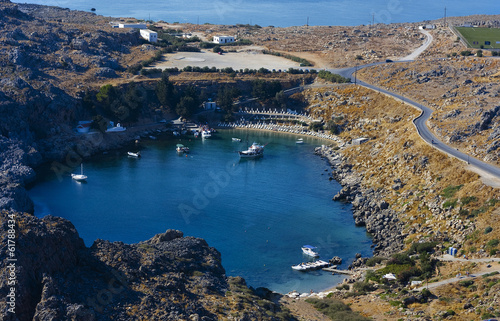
left=232, top=137, right=241, bottom=142
left=71, top=164, right=88, bottom=181
left=127, top=151, right=141, bottom=157
left=176, top=144, right=190, bottom=153
left=296, top=138, right=304, bottom=144
left=301, top=245, right=319, bottom=257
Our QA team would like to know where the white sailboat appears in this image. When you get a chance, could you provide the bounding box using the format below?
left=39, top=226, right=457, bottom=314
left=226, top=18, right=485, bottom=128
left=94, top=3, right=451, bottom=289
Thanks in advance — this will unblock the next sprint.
left=71, top=163, right=88, bottom=181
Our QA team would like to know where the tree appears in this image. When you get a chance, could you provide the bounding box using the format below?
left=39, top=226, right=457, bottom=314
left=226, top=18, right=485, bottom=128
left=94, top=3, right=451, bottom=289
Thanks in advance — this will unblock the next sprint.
left=213, top=45, right=223, bottom=53
left=217, top=85, right=240, bottom=112
left=274, top=90, right=287, bottom=109
left=96, top=84, right=118, bottom=109
left=122, top=83, right=143, bottom=121
left=155, top=72, right=177, bottom=110
left=252, top=79, right=282, bottom=99
left=176, top=96, right=197, bottom=119
left=175, top=86, right=200, bottom=118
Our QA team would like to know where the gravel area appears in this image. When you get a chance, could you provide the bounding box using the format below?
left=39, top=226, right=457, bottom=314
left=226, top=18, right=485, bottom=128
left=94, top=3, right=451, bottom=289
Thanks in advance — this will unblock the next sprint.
left=151, top=49, right=300, bottom=71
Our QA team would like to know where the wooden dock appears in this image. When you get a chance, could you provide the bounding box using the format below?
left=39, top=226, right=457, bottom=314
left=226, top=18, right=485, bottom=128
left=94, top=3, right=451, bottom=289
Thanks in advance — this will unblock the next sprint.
left=322, top=267, right=354, bottom=275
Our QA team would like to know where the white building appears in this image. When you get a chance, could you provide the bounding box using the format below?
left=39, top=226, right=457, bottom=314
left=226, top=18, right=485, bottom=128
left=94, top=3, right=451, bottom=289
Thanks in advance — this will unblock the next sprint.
left=140, top=29, right=158, bottom=43
left=119, top=23, right=147, bottom=29
left=213, top=35, right=235, bottom=44
left=204, top=101, right=216, bottom=109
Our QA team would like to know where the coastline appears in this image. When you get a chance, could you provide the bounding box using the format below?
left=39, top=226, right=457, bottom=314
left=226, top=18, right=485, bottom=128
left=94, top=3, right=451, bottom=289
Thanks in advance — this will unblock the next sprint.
left=5, top=121, right=399, bottom=297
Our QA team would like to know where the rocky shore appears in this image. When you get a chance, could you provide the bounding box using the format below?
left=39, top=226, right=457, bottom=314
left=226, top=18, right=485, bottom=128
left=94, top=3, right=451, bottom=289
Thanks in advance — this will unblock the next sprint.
left=315, top=145, right=405, bottom=257
left=0, top=210, right=292, bottom=320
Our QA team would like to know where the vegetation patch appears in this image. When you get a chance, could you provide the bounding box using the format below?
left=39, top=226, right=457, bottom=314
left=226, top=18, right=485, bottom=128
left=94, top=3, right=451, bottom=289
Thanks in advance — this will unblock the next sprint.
left=305, top=298, right=371, bottom=321
left=262, top=50, right=313, bottom=66
left=317, top=70, right=351, bottom=83
left=440, top=184, right=463, bottom=198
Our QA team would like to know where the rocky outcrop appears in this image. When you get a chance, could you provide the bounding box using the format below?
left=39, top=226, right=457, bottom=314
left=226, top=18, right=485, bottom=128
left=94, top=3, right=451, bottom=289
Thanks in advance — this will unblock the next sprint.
left=316, top=145, right=405, bottom=256
left=0, top=137, right=41, bottom=213
left=0, top=211, right=287, bottom=321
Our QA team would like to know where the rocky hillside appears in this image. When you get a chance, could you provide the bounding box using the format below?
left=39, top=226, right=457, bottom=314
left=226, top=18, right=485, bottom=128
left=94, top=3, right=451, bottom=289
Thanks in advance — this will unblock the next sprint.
left=299, top=84, right=499, bottom=320
left=0, top=1, right=145, bottom=145
left=304, top=85, right=499, bottom=256
left=0, top=210, right=292, bottom=320
left=357, top=30, right=500, bottom=166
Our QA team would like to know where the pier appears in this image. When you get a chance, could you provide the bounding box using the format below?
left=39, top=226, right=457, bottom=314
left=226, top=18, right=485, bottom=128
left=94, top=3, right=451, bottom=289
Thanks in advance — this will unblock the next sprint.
left=322, top=267, right=354, bottom=275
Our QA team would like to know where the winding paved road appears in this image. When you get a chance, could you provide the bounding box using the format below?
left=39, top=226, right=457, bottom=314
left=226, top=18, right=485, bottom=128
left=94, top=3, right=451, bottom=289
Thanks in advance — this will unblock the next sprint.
left=327, top=30, right=500, bottom=181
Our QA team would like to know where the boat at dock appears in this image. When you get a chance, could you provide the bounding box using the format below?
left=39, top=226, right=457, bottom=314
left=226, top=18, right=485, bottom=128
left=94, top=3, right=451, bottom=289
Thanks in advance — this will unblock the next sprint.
left=291, top=260, right=330, bottom=271
left=201, top=130, right=212, bottom=138
left=301, top=245, right=319, bottom=257
left=71, top=164, right=87, bottom=181
left=238, top=142, right=264, bottom=158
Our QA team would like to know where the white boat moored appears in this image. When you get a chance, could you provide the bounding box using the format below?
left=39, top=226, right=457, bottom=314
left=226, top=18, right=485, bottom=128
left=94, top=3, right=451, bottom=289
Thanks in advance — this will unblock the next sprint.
left=71, top=164, right=87, bottom=181
left=301, top=245, right=319, bottom=257
left=128, top=151, right=141, bottom=157
left=238, top=142, right=264, bottom=158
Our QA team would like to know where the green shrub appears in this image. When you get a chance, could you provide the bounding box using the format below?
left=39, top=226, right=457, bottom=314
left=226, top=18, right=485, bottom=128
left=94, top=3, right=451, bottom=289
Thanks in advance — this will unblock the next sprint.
left=459, top=209, right=470, bottom=216
left=407, top=242, right=437, bottom=255
left=460, top=50, right=472, bottom=56
left=262, top=50, right=313, bottom=66
left=389, top=300, right=402, bottom=307
left=458, top=280, right=474, bottom=287
left=441, top=185, right=463, bottom=198
left=461, top=196, right=478, bottom=205
left=445, top=309, right=456, bottom=316
left=388, top=253, right=414, bottom=265
left=443, top=198, right=458, bottom=208
left=305, top=298, right=370, bottom=320
left=317, top=70, right=351, bottom=83
left=336, top=284, right=350, bottom=290
left=481, top=312, right=495, bottom=319
left=352, top=281, right=376, bottom=294
left=366, top=256, right=385, bottom=267
left=487, top=239, right=500, bottom=248
left=421, top=288, right=432, bottom=298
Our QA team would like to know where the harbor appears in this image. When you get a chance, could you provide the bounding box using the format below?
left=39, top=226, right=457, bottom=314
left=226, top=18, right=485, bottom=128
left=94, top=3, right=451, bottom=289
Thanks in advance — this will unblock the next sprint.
left=28, top=129, right=373, bottom=294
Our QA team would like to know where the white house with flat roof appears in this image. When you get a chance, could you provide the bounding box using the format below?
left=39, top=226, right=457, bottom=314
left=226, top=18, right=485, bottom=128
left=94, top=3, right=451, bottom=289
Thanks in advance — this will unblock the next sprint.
left=213, top=35, right=235, bottom=44
left=119, top=23, right=147, bottom=29
left=140, top=29, right=158, bottom=43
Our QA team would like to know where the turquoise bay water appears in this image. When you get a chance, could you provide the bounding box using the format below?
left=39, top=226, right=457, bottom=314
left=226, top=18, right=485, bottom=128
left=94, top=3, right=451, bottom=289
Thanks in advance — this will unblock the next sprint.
left=28, top=130, right=372, bottom=293
left=13, top=0, right=497, bottom=27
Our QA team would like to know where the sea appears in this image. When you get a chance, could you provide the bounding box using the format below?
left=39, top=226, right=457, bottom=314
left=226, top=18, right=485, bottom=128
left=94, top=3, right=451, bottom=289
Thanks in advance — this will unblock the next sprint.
left=12, top=0, right=498, bottom=27
left=28, top=129, right=373, bottom=294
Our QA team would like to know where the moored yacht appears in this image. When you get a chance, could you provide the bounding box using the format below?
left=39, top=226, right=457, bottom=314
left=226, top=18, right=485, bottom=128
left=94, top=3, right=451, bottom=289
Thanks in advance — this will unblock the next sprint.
left=71, top=164, right=88, bottom=181
left=301, top=245, right=319, bottom=257
left=238, top=142, right=264, bottom=158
